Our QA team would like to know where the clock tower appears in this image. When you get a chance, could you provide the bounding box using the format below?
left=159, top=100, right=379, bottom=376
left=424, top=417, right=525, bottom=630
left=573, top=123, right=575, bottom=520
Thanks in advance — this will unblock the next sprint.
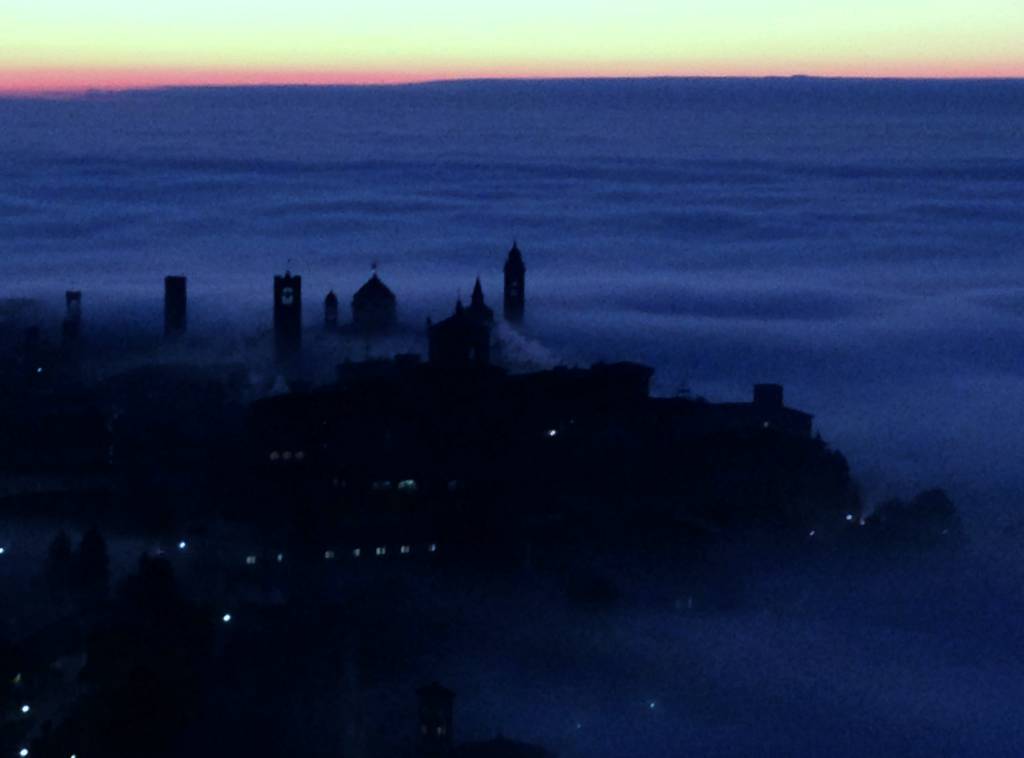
left=273, top=271, right=302, bottom=364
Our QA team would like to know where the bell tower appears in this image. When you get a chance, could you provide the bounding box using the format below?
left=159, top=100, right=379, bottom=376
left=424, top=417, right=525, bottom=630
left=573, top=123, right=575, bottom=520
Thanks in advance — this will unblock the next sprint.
left=324, top=290, right=339, bottom=331
left=273, top=271, right=302, bottom=364
left=503, top=241, right=525, bottom=324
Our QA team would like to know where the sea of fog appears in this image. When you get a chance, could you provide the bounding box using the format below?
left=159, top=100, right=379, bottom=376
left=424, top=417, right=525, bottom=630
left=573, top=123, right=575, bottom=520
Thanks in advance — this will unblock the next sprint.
left=1, top=78, right=1023, bottom=527
left=1, top=78, right=1024, bottom=758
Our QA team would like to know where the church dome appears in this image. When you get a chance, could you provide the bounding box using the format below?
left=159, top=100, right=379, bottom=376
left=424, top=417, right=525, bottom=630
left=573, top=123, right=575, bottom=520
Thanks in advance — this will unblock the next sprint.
left=353, top=273, right=396, bottom=305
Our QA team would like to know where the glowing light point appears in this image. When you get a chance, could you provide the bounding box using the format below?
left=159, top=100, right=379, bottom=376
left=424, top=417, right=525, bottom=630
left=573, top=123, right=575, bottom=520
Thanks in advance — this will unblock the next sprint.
left=808, top=530, right=816, bottom=537
left=276, top=553, right=284, bottom=563
left=648, top=700, right=657, bottom=710
left=0, top=547, right=5, bottom=555
left=20, top=704, right=30, bottom=714
left=547, top=429, right=558, bottom=438
left=222, top=613, right=232, bottom=623
left=19, top=749, right=29, bottom=757
left=178, top=540, right=187, bottom=550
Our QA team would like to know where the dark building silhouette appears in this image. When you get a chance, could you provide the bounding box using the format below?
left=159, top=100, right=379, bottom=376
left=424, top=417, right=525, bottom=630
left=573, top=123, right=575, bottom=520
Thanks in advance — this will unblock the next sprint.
left=457, top=738, right=554, bottom=758
left=164, top=276, right=187, bottom=338
left=707, top=383, right=813, bottom=437
left=754, top=382, right=784, bottom=408
left=414, top=684, right=553, bottom=758
left=428, top=282, right=494, bottom=368
left=324, top=290, right=339, bottom=331
left=417, top=682, right=455, bottom=757
left=352, top=270, right=397, bottom=333
left=503, top=242, right=525, bottom=324
left=467, top=278, right=494, bottom=325
left=273, top=271, right=302, bottom=363
left=249, top=359, right=842, bottom=531
left=62, top=290, right=82, bottom=344
left=21, top=326, right=42, bottom=374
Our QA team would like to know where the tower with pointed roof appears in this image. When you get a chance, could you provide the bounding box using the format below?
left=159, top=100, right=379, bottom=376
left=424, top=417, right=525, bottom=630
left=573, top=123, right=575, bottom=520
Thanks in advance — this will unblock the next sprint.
left=467, top=277, right=494, bottom=325
left=428, top=283, right=493, bottom=368
left=503, top=241, right=526, bottom=323
left=324, top=290, right=339, bottom=331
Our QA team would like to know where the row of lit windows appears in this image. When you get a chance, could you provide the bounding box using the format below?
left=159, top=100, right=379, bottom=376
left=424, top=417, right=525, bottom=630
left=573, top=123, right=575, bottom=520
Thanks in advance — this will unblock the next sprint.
left=239, top=544, right=437, bottom=565
left=331, top=479, right=465, bottom=491
left=245, top=553, right=286, bottom=565
left=269, top=450, right=305, bottom=462
left=324, top=544, right=437, bottom=560
left=371, top=479, right=419, bottom=491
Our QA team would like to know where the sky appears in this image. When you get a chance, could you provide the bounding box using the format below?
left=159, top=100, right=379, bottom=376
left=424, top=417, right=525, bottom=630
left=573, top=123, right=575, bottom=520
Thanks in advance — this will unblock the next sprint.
left=1, top=0, right=1023, bottom=92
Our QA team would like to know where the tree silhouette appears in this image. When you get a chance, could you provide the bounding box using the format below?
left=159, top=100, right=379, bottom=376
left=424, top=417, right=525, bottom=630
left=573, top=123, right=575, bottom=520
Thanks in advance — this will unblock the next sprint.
left=76, top=527, right=110, bottom=598
left=864, top=488, right=962, bottom=547
left=70, top=554, right=214, bottom=757
left=45, top=529, right=74, bottom=595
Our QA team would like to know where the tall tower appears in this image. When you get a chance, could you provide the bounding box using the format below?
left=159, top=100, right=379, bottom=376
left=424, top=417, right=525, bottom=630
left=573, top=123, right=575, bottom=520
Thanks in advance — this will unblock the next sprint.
left=273, top=271, right=302, bottom=363
left=62, top=291, right=82, bottom=345
left=164, top=276, right=187, bottom=338
left=416, top=682, right=454, bottom=757
left=503, top=241, right=525, bottom=324
left=324, top=290, right=339, bottom=331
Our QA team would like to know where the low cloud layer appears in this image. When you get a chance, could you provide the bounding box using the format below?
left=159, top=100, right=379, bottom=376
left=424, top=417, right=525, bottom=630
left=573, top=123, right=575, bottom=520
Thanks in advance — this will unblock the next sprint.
left=1, top=79, right=1022, bottom=525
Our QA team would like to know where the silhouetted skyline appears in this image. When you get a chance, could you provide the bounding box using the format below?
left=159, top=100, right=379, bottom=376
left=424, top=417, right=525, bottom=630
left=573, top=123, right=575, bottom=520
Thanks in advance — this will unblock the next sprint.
left=1, top=74, right=1022, bottom=758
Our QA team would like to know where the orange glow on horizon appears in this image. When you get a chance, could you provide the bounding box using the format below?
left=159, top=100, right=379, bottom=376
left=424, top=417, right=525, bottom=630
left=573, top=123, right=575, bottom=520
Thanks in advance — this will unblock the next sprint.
left=2, top=62, right=1022, bottom=96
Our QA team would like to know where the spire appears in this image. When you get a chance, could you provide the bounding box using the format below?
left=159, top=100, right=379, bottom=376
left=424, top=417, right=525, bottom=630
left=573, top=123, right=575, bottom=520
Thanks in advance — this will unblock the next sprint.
left=471, top=277, right=484, bottom=306
left=503, top=239, right=525, bottom=323
left=505, top=240, right=524, bottom=269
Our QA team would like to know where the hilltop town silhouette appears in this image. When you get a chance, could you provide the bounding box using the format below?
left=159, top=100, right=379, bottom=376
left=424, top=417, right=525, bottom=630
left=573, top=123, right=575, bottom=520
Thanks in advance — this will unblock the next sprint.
left=9, top=241, right=852, bottom=530
left=0, top=241, right=962, bottom=758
